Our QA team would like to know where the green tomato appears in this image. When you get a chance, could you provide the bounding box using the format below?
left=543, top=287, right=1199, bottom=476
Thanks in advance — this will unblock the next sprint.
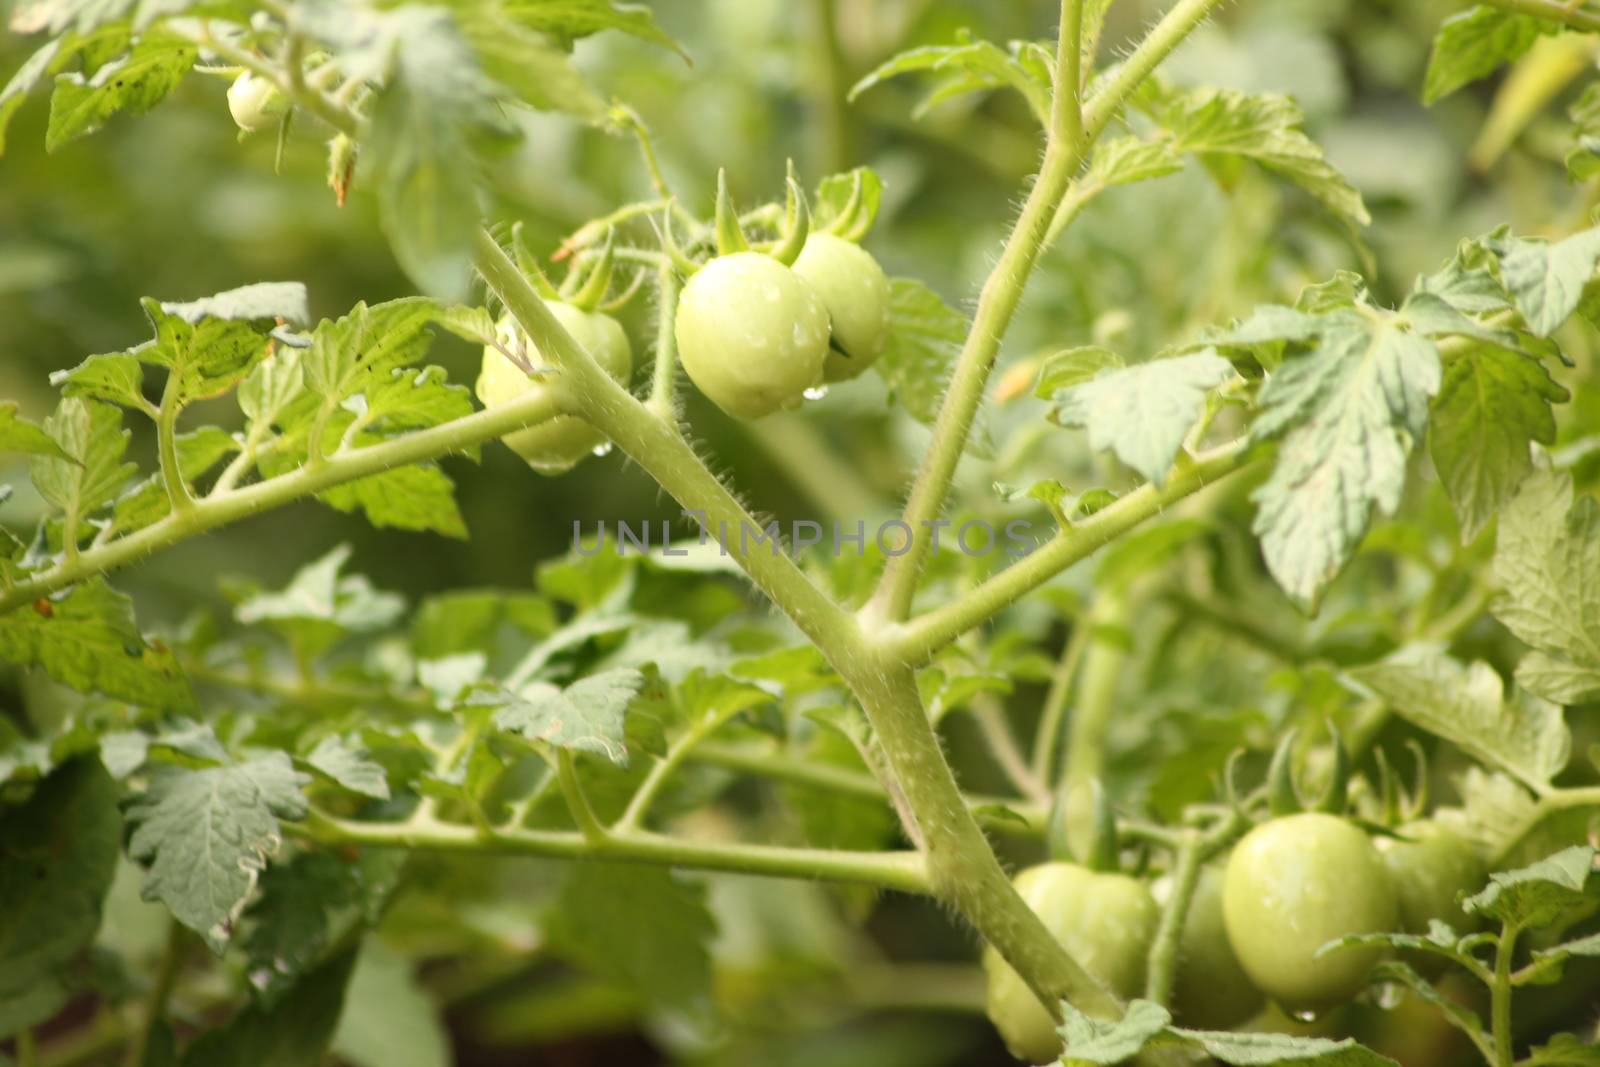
left=475, top=304, right=632, bottom=475
left=1164, top=865, right=1265, bottom=1030
left=1223, top=813, right=1399, bottom=1012
left=1377, top=822, right=1485, bottom=935
left=983, top=863, right=1159, bottom=1064
left=227, top=72, right=288, bottom=133
left=790, top=234, right=891, bottom=382
left=675, top=252, right=829, bottom=419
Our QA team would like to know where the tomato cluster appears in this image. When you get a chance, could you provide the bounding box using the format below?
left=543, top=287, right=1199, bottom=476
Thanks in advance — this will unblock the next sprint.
left=985, top=813, right=1485, bottom=1063
left=677, top=234, right=890, bottom=418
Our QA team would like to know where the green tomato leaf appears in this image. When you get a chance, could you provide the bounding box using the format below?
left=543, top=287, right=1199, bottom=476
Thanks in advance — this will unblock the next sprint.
left=478, top=666, right=644, bottom=766
left=306, top=734, right=390, bottom=800
left=235, top=543, right=406, bottom=659
left=1495, top=227, right=1600, bottom=338
left=303, top=298, right=438, bottom=406
left=179, top=947, right=356, bottom=1067
left=316, top=457, right=468, bottom=539
left=1351, top=645, right=1569, bottom=791
left=545, top=860, right=715, bottom=1013
left=31, top=397, right=136, bottom=525
left=1180, top=1029, right=1402, bottom=1065
left=159, top=281, right=310, bottom=328
left=1522, top=1033, right=1600, bottom=1066
left=1493, top=471, right=1600, bottom=703
left=1464, top=845, right=1598, bottom=929
left=501, top=0, right=687, bottom=58
left=1138, top=83, right=1369, bottom=229
left=1423, top=6, right=1556, bottom=105
left=9, top=0, right=135, bottom=35
left=876, top=276, right=967, bottom=426
left=849, top=30, right=1053, bottom=126
left=1429, top=343, right=1565, bottom=542
left=126, top=754, right=311, bottom=952
left=364, top=12, right=502, bottom=302
left=1055, top=998, right=1172, bottom=1062
left=1234, top=304, right=1441, bottom=607
left=0, top=400, right=72, bottom=460
left=1049, top=350, right=1234, bottom=486
left=0, top=578, right=192, bottom=709
left=0, top=37, right=65, bottom=157
left=51, top=351, right=147, bottom=410
left=1054, top=998, right=1403, bottom=1064
left=46, top=32, right=194, bottom=151
left=0, top=759, right=120, bottom=1039
left=1034, top=346, right=1125, bottom=397
left=241, top=849, right=405, bottom=1007
left=459, top=10, right=605, bottom=120
left=1080, top=135, right=1186, bottom=192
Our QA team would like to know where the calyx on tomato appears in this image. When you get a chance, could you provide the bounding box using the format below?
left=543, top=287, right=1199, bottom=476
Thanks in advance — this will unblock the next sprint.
left=475, top=304, right=632, bottom=475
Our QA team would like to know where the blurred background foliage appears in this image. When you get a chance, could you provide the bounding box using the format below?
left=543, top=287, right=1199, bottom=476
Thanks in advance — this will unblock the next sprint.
left=3, top=0, right=1600, bottom=1063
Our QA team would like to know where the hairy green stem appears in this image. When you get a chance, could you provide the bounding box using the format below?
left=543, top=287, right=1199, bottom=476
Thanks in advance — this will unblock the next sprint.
left=0, top=387, right=566, bottom=615
left=297, top=809, right=930, bottom=892
left=154, top=374, right=192, bottom=514
left=871, top=0, right=1090, bottom=621
left=888, top=442, right=1263, bottom=664
left=1033, top=616, right=1091, bottom=785
left=871, top=0, right=1232, bottom=620
left=647, top=262, right=679, bottom=414
left=478, top=228, right=1114, bottom=1017
left=1492, top=923, right=1519, bottom=1067
left=1145, top=832, right=1204, bottom=1007
left=847, top=661, right=1122, bottom=1019
left=557, top=750, right=610, bottom=842
left=1062, top=593, right=1130, bottom=796
left=971, top=690, right=1051, bottom=805
left=614, top=699, right=744, bottom=832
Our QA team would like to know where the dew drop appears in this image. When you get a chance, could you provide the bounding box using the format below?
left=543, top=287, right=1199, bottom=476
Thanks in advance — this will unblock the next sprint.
left=802, top=386, right=828, bottom=400
left=591, top=442, right=614, bottom=457
left=1291, top=1009, right=1321, bottom=1023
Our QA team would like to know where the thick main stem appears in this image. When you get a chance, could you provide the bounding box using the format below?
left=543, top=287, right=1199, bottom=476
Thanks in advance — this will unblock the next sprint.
left=846, top=661, right=1121, bottom=1019
left=479, top=231, right=1119, bottom=1020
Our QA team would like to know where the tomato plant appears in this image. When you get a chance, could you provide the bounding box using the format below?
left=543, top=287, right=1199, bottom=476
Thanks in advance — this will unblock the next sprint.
left=2, top=1, right=1600, bottom=1066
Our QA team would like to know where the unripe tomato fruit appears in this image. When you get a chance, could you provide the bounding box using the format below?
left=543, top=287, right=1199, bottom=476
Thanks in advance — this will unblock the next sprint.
left=790, top=234, right=891, bottom=382
left=1161, top=865, right=1264, bottom=1029
left=1377, top=822, right=1485, bottom=935
left=675, top=252, right=829, bottom=419
left=475, top=304, right=631, bottom=475
left=227, top=72, right=288, bottom=132
left=983, top=863, right=1159, bottom=1064
left=1222, top=813, right=1399, bottom=1012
